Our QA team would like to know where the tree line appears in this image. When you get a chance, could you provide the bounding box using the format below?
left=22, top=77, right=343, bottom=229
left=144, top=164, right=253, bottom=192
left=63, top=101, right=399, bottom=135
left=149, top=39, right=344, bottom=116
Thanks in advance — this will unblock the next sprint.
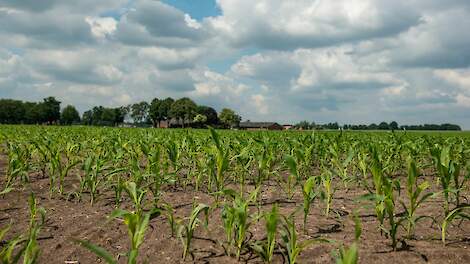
left=0, top=96, right=242, bottom=128
left=0, top=97, right=63, bottom=125
left=0, top=97, right=463, bottom=131
left=83, top=97, right=242, bottom=128
left=294, top=120, right=462, bottom=131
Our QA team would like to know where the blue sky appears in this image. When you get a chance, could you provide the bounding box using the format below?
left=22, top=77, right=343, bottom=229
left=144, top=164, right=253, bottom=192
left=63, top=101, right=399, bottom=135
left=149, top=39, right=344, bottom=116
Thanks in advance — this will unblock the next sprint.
left=162, top=0, right=220, bottom=20
left=1, top=0, right=470, bottom=128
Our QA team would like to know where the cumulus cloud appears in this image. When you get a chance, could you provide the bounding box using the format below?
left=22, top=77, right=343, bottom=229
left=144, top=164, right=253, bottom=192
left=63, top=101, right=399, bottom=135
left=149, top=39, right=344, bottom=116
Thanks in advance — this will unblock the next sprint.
left=209, top=0, right=421, bottom=50
left=114, top=0, right=209, bottom=48
left=86, top=16, right=117, bottom=39
left=1, top=0, right=470, bottom=127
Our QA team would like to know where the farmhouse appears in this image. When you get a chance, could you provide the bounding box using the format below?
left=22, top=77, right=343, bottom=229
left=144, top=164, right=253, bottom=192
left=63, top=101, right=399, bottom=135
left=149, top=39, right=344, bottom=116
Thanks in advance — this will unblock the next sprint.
left=239, top=121, right=283, bottom=130
left=157, top=118, right=185, bottom=128
left=283, top=124, right=294, bottom=130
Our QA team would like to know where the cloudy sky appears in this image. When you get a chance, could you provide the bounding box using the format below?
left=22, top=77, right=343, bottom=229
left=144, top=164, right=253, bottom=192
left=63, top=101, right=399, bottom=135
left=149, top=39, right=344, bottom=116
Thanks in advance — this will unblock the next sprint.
left=1, top=0, right=470, bottom=128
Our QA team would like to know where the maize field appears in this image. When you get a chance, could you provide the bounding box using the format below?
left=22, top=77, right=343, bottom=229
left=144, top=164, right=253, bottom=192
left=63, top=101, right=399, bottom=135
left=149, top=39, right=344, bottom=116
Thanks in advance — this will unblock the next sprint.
left=0, top=125, right=469, bottom=263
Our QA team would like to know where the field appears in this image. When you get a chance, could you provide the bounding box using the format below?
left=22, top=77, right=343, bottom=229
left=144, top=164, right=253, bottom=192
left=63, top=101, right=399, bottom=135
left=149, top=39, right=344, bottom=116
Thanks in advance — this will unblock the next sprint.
left=1, top=126, right=469, bottom=264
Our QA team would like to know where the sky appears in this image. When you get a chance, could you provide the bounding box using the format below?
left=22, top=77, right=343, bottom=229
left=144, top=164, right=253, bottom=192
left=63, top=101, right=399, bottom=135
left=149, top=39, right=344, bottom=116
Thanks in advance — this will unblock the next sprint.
left=1, top=0, right=470, bottom=128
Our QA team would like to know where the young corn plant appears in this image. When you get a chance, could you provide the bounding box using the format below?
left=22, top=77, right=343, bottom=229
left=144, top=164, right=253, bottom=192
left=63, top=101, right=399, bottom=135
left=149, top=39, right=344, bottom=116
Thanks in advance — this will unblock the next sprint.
left=146, top=147, right=165, bottom=205
left=380, top=176, right=403, bottom=250
left=124, top=181, right=147, bottom=212
left=334, top=212, right=361, bottom=264
left=0, top=224, right=23, bottom=263
left=369, top=147, right=404, bottom=250
left=251, top=204, right=279, bottom=263
left=4, top=142, right=31, bottom=191
left=329, top=145, right=355, bottom=187
left=279, top=214, right=327, bottom=264
left=220, top=188, right=260, bottom=259
left=431, top=145, right=462, bottom=214
left=335, top=243, right=358, bottom=264
left=400, top=158, right=433, bottom=238
left=209, top=127, right=230, bottom=195
left=357, top=152, right=371, bottom=192
left=441, top=205, right=470, bottom=245
left=163, top=203, right=178, bottom=237
left=369, top=148, right=386, bottom=229
left=255, top=141, right=275, bottom=188
left=177, top=203, right=210, bottom=261
left=75, top=207, right=161, bottom=264
left=22, top=193, right=46, bottom=264
left=111, top=175, right=125, bottom=207
left=231, top=146, right=252, bottom=196
left=51, top=143, right=80, bottom=196
left=283, top=155, right=299, bottom=200
left=302, top=177, right=317, bottom=232
left=166, top=140, right=181, bottom=187
left=0, top=193, right=47, bottom=264
left=82, top=153, right=124, bottom=205
left=320, top=168, right=334, bottom=217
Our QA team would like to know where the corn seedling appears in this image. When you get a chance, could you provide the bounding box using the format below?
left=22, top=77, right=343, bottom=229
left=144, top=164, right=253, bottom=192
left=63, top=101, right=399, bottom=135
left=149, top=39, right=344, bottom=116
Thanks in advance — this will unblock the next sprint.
left=279, top=214, right=328, bottom=264
left=251, top=204, right=279, bottom=263
left=431, top=146, right=461, bottom=214
left=177, top=203, right=210, bottom=261
left=441, top=204, right=470, bottom=245
left=400, top=158, right=433, bottom=238
left=283, top=155, right=299, bottom=200
left=75, top=207, right=161, bottom=264
left=333, top=212, right=361, bottom=264
left=302, top=176, right=317, bottom=231
left=320, top=168, right=334, bottom=217
left=220, top=188, right=260, bottom=259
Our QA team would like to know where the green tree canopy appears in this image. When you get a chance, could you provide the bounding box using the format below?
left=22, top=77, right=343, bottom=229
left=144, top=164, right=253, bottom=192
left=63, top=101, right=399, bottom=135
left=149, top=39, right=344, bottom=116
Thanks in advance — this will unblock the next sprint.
left=389, top=121, right=399, bottom=130
left=196, top=105, right=218, bottom=125
left=41, top=97, right=61, bottom=124
left=0, top=99, right=25, bottom=124
left=131, top=101, right=150, bottom=123
left=193, top=114, right=208, bottom=125
left=169, top=97, right=197, bottom=127
left=219, top=108, right=241, bottom=128
left=61, top=105, right=81, bottom=125
left=149, top=97, right=174, bottom=127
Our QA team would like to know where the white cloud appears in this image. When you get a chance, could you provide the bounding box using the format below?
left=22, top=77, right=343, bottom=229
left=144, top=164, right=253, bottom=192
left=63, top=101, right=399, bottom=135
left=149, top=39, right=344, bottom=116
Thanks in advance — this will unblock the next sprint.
left=251, top=94, right=268, bottom=114
left=85, top=16, right=117, bottom=39
left=434, top=69, right=470, bottom=90
left=184, top=14, right=201, bottom=29
left=2, top=0, right=470, bottom=127
left=210, top=0, right=420, bottom=49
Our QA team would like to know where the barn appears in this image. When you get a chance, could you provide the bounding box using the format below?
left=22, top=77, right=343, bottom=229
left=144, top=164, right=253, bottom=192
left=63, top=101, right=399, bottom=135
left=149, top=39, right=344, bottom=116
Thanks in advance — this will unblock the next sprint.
left=239, top=121, right=283, bottom=130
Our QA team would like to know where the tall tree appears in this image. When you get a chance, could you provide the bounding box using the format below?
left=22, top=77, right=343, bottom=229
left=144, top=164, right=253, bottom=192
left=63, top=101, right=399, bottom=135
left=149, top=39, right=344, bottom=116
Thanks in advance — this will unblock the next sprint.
left=101, top=108, right=117, bottom=126
left=23, top=102, right=42, bottom=124
left=219, top=108, right=241, bottom=128
left=61, top=105, right=81, bottom=125
left=169, top=97, right=197, bottom=127
left=0, top=99, right=25, bottom=124
left=114, top=107, right=127, bottom=125
left=196, top=105, right=218, bottom=125
left=378, top=122, right=390, bottom=130
left=149, top=98, right=161, bottom=127
left=41, top=97, right=61, bottom=124
left=149, top=97, right=175, bottom=127
left=131, top=101, right=150, bottom=123
left=91, top=106, right=104, bottom=126
left=389, top=121, right=399, bottom=130
left=193, top=114, right=208, bottom=127
left=82, top=110, right=93, bottom=125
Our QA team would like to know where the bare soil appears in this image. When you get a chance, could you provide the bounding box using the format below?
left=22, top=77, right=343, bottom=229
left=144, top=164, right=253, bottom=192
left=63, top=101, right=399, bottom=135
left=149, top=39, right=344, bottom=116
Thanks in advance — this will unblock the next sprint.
left=1, top=155, right=469, bottom=264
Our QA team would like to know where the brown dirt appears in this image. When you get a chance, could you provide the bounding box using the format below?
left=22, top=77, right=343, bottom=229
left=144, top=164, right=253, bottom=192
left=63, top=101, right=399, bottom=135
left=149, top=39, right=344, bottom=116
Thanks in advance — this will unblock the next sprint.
left=0, top=155, right=469, bottom=264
